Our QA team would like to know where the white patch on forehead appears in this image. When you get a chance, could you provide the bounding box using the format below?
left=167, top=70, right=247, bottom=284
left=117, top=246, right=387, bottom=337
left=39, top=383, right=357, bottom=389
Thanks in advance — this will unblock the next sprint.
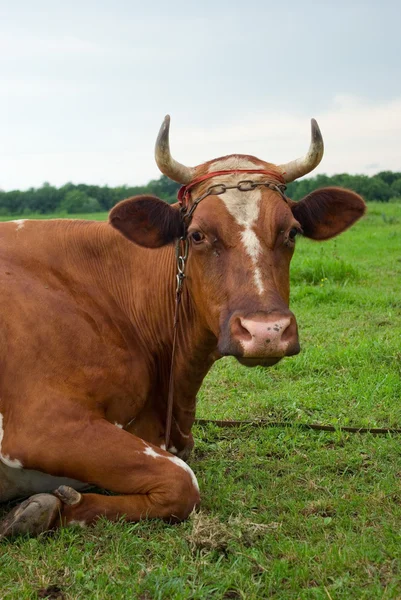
left=241, top=228, right=261, bottom=259
left=168, top=446, right=178, bottom=455
left=0, top=413, right=23, bottom=469
left=220, top=184, right=265, bottom=295
left=206, top=157, right=271, bottom=294
left=160, top=443, right=166, bottom=450
left=114, top=422, right=123, bottom=429
left=253, top=269, right=264, bottom=295
left=208, top=156, right=262, bottom=172
left=143, top=443, right=199, bottom=492
left=12, top=219, right=26, bottom=231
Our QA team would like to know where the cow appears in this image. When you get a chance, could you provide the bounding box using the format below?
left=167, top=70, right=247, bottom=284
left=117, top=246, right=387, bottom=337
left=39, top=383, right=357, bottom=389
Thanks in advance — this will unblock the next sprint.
left=0, top=116, right=365, bottom=538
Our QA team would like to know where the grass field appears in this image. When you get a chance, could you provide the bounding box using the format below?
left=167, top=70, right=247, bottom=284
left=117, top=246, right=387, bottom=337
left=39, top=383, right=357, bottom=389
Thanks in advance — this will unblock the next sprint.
left=1, top=202, right=401, bottom=599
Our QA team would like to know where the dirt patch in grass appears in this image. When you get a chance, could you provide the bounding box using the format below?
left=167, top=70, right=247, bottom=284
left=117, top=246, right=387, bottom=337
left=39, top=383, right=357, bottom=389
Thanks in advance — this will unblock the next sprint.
left=186, top=511, right=280, bottom=555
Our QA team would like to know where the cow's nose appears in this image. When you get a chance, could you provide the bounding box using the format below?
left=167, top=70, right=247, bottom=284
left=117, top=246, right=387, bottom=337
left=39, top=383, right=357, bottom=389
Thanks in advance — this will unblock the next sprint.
left=231, top=312, right=300, bottom=358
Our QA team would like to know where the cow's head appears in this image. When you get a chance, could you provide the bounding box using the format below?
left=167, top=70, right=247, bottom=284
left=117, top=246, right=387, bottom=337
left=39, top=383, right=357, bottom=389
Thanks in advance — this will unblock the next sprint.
left=110, top=116, right=365, bottom=367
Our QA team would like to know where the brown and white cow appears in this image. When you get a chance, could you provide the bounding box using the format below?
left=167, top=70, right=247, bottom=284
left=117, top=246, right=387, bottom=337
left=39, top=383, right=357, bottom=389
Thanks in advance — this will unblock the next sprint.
left=0, top=116, right=365, bottom=537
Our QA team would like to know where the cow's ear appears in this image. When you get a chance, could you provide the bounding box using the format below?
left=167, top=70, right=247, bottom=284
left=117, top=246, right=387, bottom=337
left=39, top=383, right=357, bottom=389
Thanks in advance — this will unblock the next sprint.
left=290, top=187, right=366, bottom=240
left=109, top=195, right=183, bottom=248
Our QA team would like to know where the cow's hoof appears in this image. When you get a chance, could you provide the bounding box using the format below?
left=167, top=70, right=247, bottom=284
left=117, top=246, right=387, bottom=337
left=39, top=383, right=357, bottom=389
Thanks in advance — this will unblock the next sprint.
left=0, top=493, right=61, bottom=539
left=53, top=485, right=82, bottom=506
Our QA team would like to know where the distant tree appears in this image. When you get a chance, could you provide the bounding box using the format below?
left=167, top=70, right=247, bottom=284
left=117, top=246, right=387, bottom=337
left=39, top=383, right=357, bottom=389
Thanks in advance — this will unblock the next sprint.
left=60, top=190, right=102, bottom=214
left=0, top=190, right=25, bottom=214
left=0, top=171, right=399, bottom=216
left=146, top=175, right=180, bottom=204
left=365, top=176, right=392, bottom=202
left=390, top=178, right=401, bottom=198
left=376, top=171, right=401, bottom=187
left=32, top=182, right=63, bottom=213
left=286, top=172, right=395, bottom=203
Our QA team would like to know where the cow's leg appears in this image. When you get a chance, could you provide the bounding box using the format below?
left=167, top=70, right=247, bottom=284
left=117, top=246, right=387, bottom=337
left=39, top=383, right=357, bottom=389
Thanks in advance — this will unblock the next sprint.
left=0, top=493, right=62, bottom=538
left=0, top=418, right=200, bottom=536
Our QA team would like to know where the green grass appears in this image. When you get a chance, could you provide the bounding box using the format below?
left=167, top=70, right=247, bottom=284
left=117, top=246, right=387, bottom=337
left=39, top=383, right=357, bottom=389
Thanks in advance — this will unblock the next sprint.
left=1, top=202, right=401, bottom=599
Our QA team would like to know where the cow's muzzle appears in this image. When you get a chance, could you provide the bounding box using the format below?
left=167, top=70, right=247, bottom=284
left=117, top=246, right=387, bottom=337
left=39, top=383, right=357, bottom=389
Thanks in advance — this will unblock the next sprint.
left=219, top=310, right=300, bottom=366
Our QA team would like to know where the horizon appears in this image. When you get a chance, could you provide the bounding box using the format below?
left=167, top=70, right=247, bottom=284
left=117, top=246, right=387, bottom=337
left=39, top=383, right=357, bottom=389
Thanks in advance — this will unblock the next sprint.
left=0, top=166, right=399, bottom=194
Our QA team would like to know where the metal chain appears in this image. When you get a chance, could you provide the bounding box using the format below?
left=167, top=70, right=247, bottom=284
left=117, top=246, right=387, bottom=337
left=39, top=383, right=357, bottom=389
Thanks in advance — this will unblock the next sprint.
left=175, top=236, right=189, bottom=294
left=184, top=179, right=288, bottom=223
left=175, top=179, right=288, bottom=288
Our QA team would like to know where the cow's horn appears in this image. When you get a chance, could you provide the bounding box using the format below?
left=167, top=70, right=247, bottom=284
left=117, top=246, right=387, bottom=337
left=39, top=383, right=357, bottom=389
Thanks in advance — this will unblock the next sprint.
left=278, top=119, right=324, bottom=183
left=155, top=115, right=195, bottom=184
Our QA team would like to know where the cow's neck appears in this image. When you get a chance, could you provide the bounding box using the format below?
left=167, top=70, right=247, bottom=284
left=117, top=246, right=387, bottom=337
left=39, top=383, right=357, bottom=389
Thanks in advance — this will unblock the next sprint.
left=94, top=226, right=217, bottom=431
left=116, top=241, right=216, bottom=365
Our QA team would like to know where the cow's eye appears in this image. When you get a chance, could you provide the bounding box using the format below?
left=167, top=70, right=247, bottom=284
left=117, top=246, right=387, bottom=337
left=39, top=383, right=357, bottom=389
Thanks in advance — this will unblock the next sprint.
left=190, top=231, right=205, bottom=243
left=288, top=227, right=299, bottom=240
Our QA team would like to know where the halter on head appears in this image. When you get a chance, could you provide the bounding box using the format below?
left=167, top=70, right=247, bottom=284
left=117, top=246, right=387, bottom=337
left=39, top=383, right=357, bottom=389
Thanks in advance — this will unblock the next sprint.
left=177, top=168, right=286, bottom=207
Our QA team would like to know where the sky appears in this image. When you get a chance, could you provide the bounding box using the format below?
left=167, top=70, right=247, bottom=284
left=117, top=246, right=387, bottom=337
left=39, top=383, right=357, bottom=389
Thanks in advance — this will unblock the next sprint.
left=0, top=0, right=400, bottom=191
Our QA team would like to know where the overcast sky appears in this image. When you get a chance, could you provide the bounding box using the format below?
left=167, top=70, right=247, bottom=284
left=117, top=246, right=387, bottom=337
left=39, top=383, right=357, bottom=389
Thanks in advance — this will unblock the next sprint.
left=1, top=0, right=400, bottom=190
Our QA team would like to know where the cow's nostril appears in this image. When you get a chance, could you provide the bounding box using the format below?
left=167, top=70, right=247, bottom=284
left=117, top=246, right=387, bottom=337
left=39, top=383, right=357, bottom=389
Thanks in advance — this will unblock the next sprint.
left=281, top=317, right=297, bottom=344
left=231, top=317, right=252, bottom=342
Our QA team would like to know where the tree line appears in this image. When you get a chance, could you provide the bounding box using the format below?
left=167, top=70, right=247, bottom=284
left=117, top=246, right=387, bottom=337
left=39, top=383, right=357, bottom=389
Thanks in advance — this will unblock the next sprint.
left=0, top=171, right=399, bottom=216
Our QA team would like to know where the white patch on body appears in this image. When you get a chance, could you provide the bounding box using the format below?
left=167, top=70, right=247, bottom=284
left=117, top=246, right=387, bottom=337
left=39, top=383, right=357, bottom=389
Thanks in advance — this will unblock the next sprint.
left=143, top=443, right=199, bottom=492
left=167, top=455, right=199, bottom=492
left=69, top=520, right=87, bottom=528
left=12, top=219, right=26, bottom=231
left=144, top=445, right=160, bottom=459
left=0, top=413, right=23, bottom=469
